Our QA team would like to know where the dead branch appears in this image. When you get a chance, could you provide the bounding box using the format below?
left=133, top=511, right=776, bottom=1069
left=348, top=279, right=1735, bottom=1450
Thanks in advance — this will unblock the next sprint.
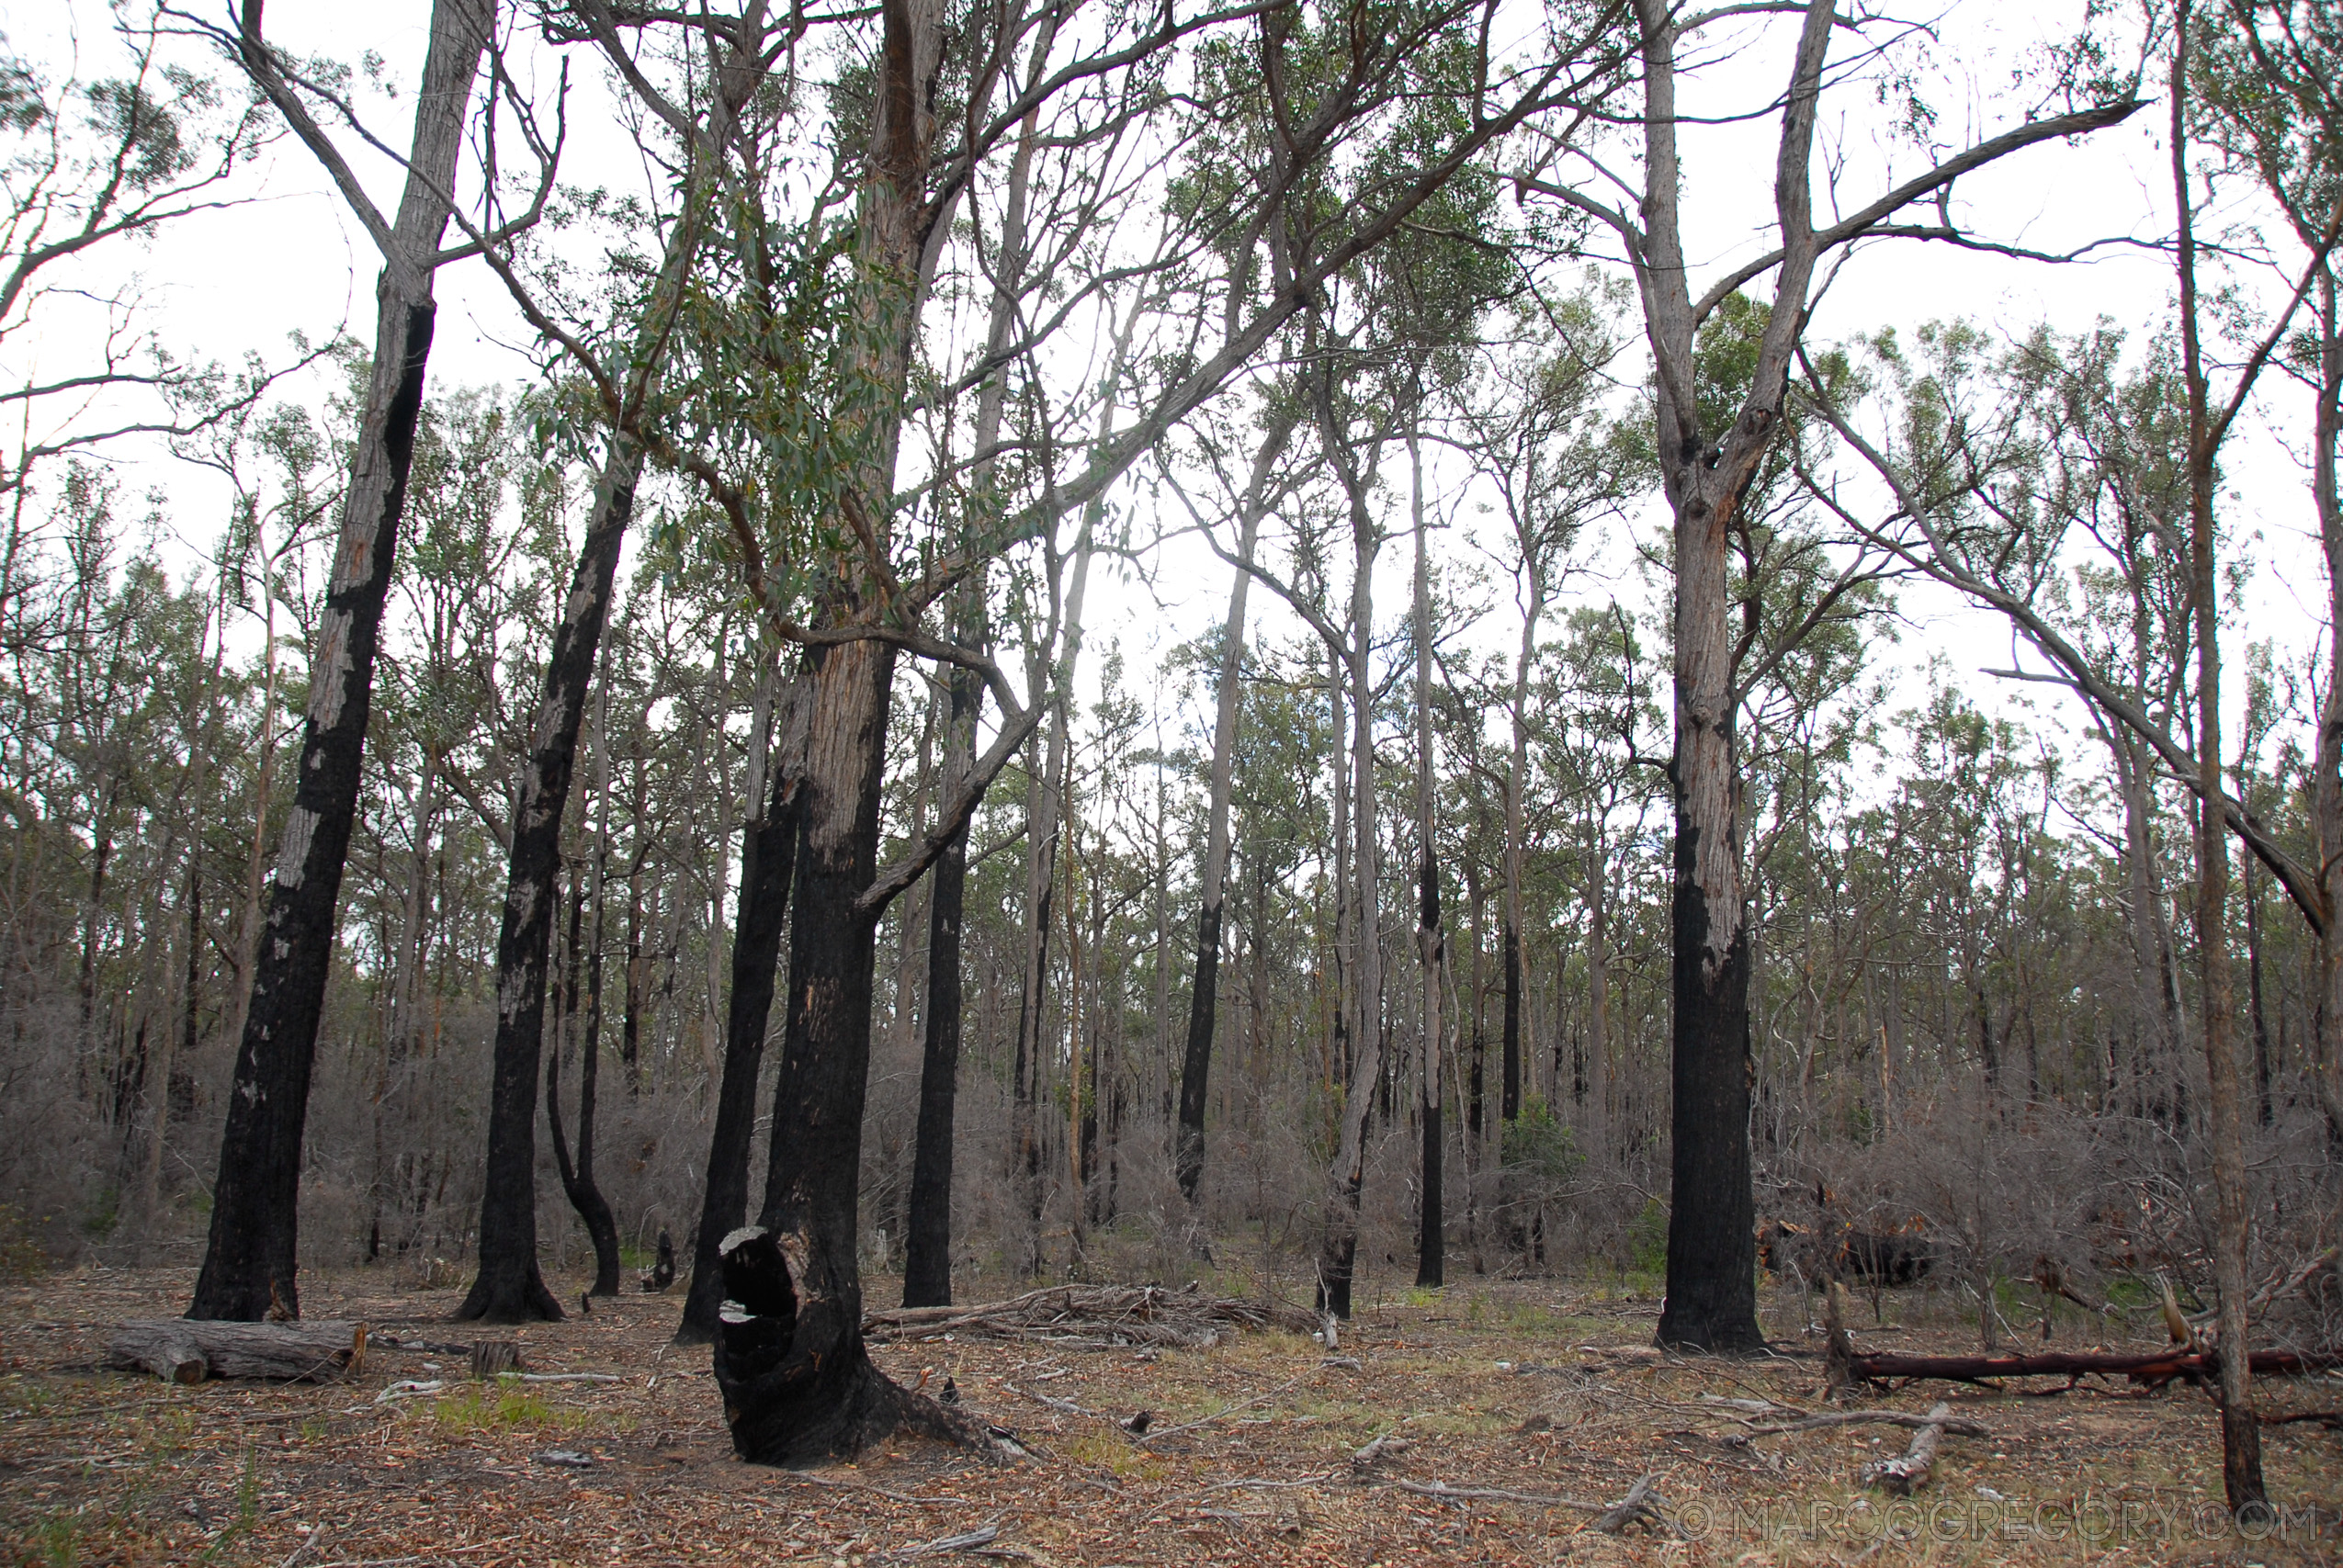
left=1860, top=1403, right=1949, bottom=1495
left=1390, top=1478, right=1607, bottom=1510
left=864, top=1284, right=1315, bottom=1350
left=1732, top=1408, right=1989, bottom=1438
left=1590, top=1473, right=1670, bottom=1535
left=1844, top=1347, right=2341, bottom=1389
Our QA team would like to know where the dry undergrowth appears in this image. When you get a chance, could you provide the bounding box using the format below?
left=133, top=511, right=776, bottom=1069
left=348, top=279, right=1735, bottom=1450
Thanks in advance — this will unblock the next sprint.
left=2, top=1266, right=2337, bottom=1566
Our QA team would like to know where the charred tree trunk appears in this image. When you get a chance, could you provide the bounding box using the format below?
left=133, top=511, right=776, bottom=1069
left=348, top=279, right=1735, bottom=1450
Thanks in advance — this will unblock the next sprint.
left=549, top=681, right=622, bottom=1299
left=678, top=673, right=807, bottom=1343
left=1410, top=426, right=1443, bottom=1289
left=190, top=0, right=487, bottom=1322
left=1642, top=0, right=1836, bottom=1356
left=741, top=634, right=900, bottom=1461
left=1178, top=415, right=1290, bottom=1204
left=458, top=443, right=640, bottom=1324
left=903, top=603, right=981, bottom=1308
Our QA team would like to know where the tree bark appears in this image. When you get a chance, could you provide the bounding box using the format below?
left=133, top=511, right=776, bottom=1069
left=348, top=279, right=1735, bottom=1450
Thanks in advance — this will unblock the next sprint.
left=1410, top=426, right=1443, bottom=1289
left=2172, top=6, right=2266, bottom=1507
left=548, top=681, right=622, bottom=1299
left=902, top=616, right=979, bottom=1306
left=458, top=441, right=640, bottom=1324
left=190, top=0, right=487, bottom=1322
left=1315, top=366, right=1386, bottom=1321
left=1178, top=412, right=1293, bottom=1204
left=1644, top=0, right=1837, bottom=1355
left=677, top=671, right=808, bottom=1343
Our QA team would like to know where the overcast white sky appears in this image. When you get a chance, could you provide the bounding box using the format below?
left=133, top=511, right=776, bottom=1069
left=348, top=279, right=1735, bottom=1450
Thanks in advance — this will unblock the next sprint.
left=7, top=1, right=2326, bottom=809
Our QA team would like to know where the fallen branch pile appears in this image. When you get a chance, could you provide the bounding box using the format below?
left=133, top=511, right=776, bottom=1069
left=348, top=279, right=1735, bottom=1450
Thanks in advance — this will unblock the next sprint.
left=864, top=1286, right=1318, bottom=1349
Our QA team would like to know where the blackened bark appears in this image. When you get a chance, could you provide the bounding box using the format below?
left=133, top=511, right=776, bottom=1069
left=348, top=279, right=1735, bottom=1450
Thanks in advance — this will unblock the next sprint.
left=190, top=0, right=486, bottom=1325
left=678, top=677, right=807, bottom=1343
left=546, top=1034, right=620, bottom=1296
left=194, top=311, right=437, bottom=1322
left=741, top=636, right=898, bottom=1463
left=457, top=445, right=640, bottom=1324
left=903, top=647, right=980, bottom=1308
left=1175, top=904, right=1223, bottom=1202
left=1417, top=850, right=1443, bottom=1289
left=1657, top=859, right=1761, bottom=1349
left=1501, top=928, right=1522, bottom=1122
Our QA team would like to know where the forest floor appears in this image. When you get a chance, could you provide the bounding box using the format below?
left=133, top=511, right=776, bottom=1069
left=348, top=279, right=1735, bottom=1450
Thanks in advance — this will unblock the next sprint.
left=2, top=1263, right=2339, bottom=1566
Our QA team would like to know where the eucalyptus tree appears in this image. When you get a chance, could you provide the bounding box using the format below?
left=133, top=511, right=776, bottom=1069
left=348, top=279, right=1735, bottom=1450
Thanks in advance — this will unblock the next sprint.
left=699, top=0, right=1641, bottom=1457
left=1452, top=298, right=1627, bottom=1136
left=187, top=0, right=503, bottom=1323
left=0, top=11, right=292, bottom=508
left=1172, top=401, right=1297, bottom=1212
left=453, top=0, right=782, bottom=1325
left=2195, top=0, right=2343, bottom=1143
left=1519, top=0, right=2143, bottom=1351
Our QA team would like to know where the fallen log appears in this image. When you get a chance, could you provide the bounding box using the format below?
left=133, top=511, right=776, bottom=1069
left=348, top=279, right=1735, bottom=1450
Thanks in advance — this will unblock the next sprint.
left=862, top=1283, right=1317, bottom=1349
left=107, top=1320, right=367, bottom=1383
left=1845, top=1347, right=2341, bottom=1390
left=1861, top=1402, right=1948, bottom=1495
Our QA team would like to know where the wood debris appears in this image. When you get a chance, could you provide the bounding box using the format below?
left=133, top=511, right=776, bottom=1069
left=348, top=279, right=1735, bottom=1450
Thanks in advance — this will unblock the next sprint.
left=863, top=1284, right=1316, bottom=1349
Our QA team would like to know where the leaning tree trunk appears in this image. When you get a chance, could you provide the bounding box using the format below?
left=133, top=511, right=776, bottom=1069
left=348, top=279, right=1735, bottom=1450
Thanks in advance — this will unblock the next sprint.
left=677, top=671, right=807, bottom=1343
left=190, top=0, right=488, bottom=1322
left=458, top=442, right=640, bottom=1324
left=1409, top=426, right=1443, bottom=1289
left=1177, top=413, right=1292, bottom=1205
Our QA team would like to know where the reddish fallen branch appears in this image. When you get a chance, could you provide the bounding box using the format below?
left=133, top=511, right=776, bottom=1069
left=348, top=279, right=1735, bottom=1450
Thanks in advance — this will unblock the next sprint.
left=1846, top=1348, right=2341, bottom=1390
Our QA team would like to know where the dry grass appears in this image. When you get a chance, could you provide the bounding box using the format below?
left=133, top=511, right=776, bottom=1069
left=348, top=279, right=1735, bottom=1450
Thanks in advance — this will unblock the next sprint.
left=2, top=1265, right=2337, bottom=1565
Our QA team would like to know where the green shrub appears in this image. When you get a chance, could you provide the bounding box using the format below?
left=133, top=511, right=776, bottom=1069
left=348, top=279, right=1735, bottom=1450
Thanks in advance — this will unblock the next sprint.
left=1628, top=1198, right=1669, bottom=1274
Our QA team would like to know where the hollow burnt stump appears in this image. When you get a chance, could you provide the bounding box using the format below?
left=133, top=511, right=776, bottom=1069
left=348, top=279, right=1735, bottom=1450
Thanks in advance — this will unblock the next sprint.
left=714, top=1225, right=1009, bottom=1468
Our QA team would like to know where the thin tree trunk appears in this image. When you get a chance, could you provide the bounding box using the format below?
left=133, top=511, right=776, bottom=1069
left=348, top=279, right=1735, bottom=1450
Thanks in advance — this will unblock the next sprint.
left=191, top=0, right=487, bottom=1322
left=458, top=441, right=640, bottom=1324
left=2172, top=11, right=2266, bottom=1506
left=1178, top=413, right=1294, bottom=1203
left=2312, top=270, right=2343, bottom=1142
left=548, top=675, right=622, bottom=1297
left=1010, top=525, right=1096, bottom=1274
left=902, top=596, right=981, bottom=1307
left=1410, top=426, right=1443, bottom=1289
left=677, top=669, right=808, bottom=1343
left=1315, top=370, right=1385, bottom=1321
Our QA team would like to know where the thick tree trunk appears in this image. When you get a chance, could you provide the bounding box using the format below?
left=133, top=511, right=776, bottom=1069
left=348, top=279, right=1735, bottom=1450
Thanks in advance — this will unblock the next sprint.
left=458, top=442, right=640, bottom=1324
left=744, top=634, right=900, bottom=1461
left=190, top=0, right=486, bottom=1322
left=678, top=674, right=807, bottom=1343
left=1640, top=0, right=1834, bottom=1355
